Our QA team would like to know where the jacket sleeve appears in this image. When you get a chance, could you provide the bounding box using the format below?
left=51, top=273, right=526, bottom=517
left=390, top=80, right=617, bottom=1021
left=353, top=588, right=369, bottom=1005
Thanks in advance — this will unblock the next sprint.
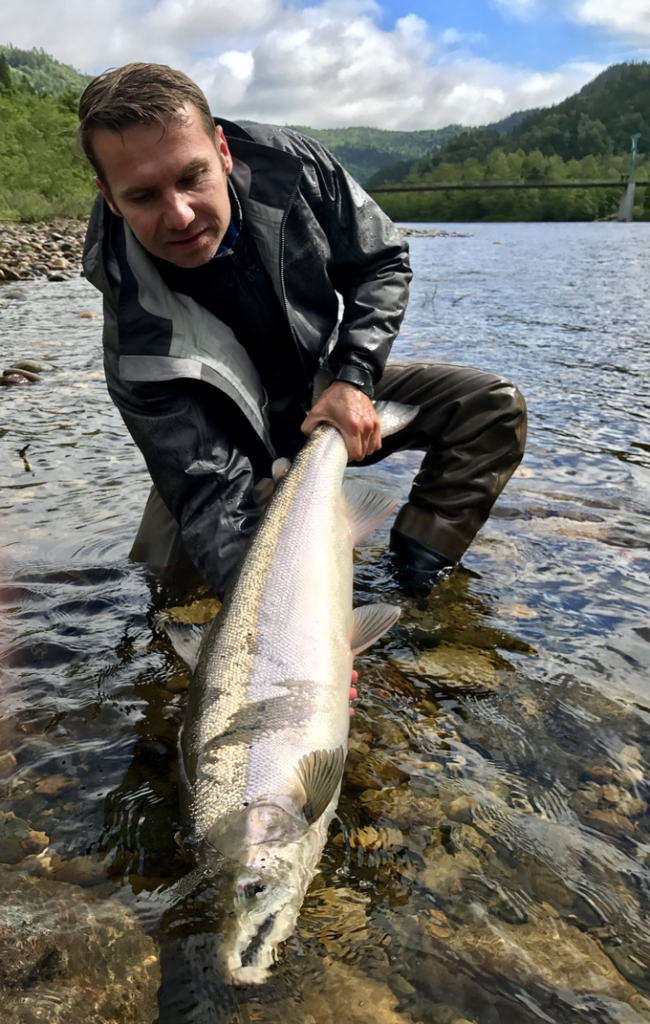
left=289, top=132, right=412, bottom=393
left=104, top=346, right=265, bottom=598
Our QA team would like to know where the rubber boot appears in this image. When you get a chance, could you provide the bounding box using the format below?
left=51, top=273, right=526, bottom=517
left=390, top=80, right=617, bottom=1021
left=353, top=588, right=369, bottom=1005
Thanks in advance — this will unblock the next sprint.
left=389, top=529, right=456, bottom=598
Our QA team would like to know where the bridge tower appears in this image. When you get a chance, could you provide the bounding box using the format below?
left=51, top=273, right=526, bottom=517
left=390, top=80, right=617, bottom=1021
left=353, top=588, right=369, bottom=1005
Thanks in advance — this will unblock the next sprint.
left=617, top=133, right=641, bottom=222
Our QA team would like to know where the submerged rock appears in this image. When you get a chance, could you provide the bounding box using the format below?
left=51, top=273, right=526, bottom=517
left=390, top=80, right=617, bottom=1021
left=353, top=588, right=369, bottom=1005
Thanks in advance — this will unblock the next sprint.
left=402, top=909, right=647, bottom=1023
left=236, top=959, right=423, bottom=1024
left=302, top=959, right=423, bottom=1024
left=390, top=642, right=511, bottom=692
left=345, top=746, right=411, bottom=790
left=404, top=828, right=485, bottom=896
left=360, top=783, right=444, bottom=830
left=0, top=864, right=159, bottom=1023
left=10, top=360, right=47, bottom=373
left=0, top=812, right=33, bottom=864
left=3, top=367, right=41, bottom=382
left=0, top=751, right=17, bottom=777
left=333, top=825, right=405, bottom=852
left=445, top=915, right=636, bottom=1001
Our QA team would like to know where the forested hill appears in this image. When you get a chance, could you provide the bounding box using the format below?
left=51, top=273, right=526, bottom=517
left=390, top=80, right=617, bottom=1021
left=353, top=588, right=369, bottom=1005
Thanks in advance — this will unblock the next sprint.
left=0, top=45, right=91, bottom=96
left=320, top=110, right=537, bottom=186
left=367, top=61, right=650, bottom=187
left=285, top=125, right=464, bottom=185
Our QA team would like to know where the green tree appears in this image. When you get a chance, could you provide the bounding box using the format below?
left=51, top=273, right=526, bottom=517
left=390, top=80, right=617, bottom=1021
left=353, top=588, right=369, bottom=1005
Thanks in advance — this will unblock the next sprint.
left=0, top=52, right=12, bottom=92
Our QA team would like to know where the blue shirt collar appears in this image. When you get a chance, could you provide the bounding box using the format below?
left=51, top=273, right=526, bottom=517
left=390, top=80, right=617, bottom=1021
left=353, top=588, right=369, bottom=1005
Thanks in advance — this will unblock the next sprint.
left=216, top=217, right=239, bottom=254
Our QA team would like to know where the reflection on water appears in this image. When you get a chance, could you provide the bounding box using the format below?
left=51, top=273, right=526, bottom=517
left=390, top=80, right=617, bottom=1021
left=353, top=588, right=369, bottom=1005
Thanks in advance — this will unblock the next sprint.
left=2, top=223, right=650, bottom=1023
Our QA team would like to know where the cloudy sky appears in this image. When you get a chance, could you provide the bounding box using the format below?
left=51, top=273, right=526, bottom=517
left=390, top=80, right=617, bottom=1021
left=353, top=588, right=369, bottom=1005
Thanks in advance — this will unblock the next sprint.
left=2, top=0, right=649, bottom=129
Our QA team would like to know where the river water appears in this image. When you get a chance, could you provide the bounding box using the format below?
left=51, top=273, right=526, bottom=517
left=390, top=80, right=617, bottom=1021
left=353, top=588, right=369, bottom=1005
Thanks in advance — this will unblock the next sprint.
left=1, top=221, right=650, bottom=1023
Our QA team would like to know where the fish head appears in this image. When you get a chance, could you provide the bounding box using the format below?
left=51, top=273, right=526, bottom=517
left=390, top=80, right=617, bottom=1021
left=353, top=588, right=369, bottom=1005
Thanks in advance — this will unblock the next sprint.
left=207, top=801, right=326, bottom=985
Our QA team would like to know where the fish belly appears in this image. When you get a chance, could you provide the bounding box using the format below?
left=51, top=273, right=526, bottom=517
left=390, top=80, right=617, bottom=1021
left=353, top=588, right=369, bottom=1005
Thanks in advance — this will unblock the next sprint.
left=188, top=427, right=351, bottom=842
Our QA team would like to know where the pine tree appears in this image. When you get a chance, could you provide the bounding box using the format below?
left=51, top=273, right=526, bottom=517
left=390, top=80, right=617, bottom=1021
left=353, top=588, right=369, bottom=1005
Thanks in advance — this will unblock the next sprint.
left=0, top=53, right=13, bottom=92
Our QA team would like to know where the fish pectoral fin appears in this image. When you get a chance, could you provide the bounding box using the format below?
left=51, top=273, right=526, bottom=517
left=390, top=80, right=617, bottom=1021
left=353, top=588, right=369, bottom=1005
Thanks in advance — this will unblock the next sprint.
left=374, top=401, right=419, bottom=438
left=296, top=746, right=345, bottom=825
left=163, top=620, right=212, bottom=672
left=351, top=603, right=401, bottom=655
left=343, top=480, right=400, bottom=545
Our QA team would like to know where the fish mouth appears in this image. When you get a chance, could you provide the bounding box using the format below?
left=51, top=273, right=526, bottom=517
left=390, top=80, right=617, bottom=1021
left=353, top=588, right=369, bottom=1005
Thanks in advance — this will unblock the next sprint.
left=227, top=910, right=279, bottom=986
left=240, top=912, right=277, bottom=969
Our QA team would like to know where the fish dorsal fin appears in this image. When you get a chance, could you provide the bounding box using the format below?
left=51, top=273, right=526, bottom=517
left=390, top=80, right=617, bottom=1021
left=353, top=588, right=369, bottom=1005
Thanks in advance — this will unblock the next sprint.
left=164, top=620, right=212, bottom=672
left=296, top=747, right=345, bottom=824
left=351, top=603, right=401, bottom=655
left=343, top=480, right=400, bottom=545
left=374, top=401, right=419, bottom=438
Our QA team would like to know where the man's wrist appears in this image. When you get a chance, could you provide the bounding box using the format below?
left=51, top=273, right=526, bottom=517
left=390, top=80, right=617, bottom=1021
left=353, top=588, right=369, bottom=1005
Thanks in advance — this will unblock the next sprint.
left=333, top=364, right=375, bottom=400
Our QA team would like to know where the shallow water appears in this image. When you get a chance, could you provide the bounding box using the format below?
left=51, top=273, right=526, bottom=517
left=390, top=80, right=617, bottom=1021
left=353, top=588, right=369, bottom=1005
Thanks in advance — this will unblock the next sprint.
left=2, top=222, right=650, bottom=1023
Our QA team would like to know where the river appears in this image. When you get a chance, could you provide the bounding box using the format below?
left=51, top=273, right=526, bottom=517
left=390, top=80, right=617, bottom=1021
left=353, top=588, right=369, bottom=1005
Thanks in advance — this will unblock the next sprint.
left=1, top=221, right=650, bottom=1023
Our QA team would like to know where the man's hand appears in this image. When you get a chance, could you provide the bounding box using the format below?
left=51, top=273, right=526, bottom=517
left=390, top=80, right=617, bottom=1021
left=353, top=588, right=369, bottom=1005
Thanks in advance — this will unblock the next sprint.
left=349, top=669, right=358, bottom=718
left=301, top=382, right=381, bottom=463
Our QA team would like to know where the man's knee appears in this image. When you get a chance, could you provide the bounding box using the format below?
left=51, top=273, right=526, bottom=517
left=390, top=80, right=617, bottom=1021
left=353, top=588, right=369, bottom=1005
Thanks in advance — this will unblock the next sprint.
left=491, top=375, right=528, bottom=460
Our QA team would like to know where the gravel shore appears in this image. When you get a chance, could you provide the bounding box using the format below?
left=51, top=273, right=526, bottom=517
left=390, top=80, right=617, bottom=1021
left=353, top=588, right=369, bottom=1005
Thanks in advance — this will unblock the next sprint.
left=0, top=219, right=86, bottom=283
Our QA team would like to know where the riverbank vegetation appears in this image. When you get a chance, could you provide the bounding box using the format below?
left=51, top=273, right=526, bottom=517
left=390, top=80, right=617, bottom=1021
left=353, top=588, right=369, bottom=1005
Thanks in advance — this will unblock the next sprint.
left=2, top=45, right=650, bottom=223
left=0, top=87, right=96, bottom=222
left=0, top=49, right=95, bottom=222
left=368, top=62, right=650, bottom=222
left=372, top=150, right=649, bottom=222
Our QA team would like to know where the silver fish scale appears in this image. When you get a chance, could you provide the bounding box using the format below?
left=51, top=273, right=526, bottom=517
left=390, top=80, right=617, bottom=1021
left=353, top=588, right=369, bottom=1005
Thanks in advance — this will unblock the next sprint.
left=185, top=425, right=351, bottom=843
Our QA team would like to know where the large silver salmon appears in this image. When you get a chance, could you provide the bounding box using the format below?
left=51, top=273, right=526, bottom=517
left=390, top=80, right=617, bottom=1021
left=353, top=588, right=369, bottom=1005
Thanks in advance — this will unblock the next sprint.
left=165, top=401, right=415, bottom=984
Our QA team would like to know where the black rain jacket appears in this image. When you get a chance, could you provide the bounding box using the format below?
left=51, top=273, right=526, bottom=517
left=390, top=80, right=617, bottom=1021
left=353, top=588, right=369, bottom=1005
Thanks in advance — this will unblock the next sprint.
left=83, top=120, right=411, bottom=596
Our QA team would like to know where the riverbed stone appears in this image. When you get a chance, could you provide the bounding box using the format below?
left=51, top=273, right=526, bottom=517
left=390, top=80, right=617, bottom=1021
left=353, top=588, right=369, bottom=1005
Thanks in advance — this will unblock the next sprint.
left=11, top=359, right=47, bottom=373
left=27, top=852, right=109, bottom=888
left=332, top=825, right=405, bottom=852
left=235, top=959, right=424, bottom=1024
left=413, top=836, right=483, bottom=895
left=0, top=811, right=33, bottom=864
left=0, top=751, right=17, bottom=777
left=34, top=774, right=79, bottom=797
left=0, top=864, right=159, bottom=1023
left=448, top=915, right=636, bottom=1000
left=403, top=910, right=644, bottom=1022
left=360, top=783, right=444, bottom=830
left=344, top=747, right=411, bottom=790
left=303, top=959, right=423, bottom=1023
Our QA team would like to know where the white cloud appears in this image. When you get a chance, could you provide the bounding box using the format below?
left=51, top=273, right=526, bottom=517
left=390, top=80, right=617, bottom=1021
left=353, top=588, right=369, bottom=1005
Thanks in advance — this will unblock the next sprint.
left=218, top=51, right=255, bottom=83
left=144, top=0, right=279, bottom=42
left=0, top=0, right=601, bottom=128
left=573, top=0, right=650, bottom=40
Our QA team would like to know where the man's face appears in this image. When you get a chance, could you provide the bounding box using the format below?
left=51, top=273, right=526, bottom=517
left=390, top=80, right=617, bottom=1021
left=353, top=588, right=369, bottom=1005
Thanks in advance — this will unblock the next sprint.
left=93, top=104, right=234, bottom=267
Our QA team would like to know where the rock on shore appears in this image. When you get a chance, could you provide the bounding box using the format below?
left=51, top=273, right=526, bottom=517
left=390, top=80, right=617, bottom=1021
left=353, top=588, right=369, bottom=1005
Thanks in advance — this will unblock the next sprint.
left=0, top=220, right=86, bottom=283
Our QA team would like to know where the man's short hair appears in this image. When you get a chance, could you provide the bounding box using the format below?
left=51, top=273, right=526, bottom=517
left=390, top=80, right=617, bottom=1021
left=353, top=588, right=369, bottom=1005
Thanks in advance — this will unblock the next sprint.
left=78, top=63, right=216, bottom=179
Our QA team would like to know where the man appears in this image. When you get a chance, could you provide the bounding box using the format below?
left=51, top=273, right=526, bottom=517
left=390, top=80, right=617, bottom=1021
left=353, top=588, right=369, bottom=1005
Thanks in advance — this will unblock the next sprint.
left=79, top=63, right=527, bottom=602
